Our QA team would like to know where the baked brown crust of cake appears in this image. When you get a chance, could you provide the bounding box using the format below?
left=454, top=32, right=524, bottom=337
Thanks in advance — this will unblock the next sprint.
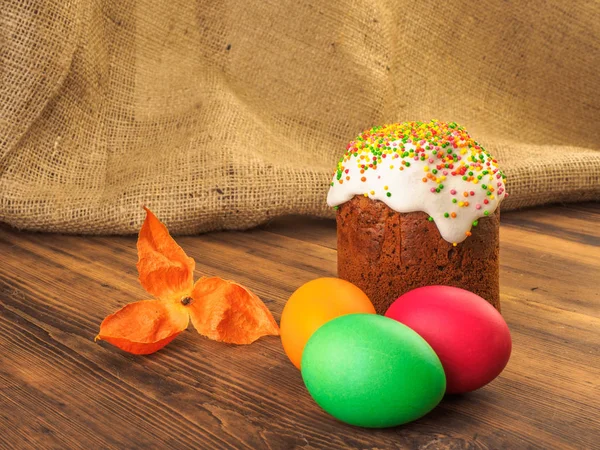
left=336, top=196, right=500, bottom=314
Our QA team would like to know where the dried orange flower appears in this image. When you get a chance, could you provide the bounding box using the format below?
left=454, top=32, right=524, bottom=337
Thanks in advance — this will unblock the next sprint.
left=96, top=207, right=279, bottom=354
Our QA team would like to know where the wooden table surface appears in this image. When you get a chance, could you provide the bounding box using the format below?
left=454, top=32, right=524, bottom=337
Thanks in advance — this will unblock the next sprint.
left=1, top=203, right=599, bottom=450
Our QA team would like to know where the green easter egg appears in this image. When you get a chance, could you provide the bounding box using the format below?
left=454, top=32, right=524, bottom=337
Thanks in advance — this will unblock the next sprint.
left=301, top=314, right=446, bottom=428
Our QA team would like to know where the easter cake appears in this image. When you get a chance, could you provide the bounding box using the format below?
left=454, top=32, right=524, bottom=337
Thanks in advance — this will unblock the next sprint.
left=327, top=120, right=507, bottom=314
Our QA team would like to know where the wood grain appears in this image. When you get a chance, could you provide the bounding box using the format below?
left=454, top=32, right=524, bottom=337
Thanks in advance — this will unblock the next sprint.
left=0, top=203, right=599, bottom=449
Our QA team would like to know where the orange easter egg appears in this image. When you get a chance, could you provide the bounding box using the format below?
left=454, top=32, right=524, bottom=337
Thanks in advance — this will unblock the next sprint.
left=280, top=278, right=376, bottom=369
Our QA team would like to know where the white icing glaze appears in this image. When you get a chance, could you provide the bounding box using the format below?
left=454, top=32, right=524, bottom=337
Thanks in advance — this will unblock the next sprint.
left=327, top=123, right=507, bottom=244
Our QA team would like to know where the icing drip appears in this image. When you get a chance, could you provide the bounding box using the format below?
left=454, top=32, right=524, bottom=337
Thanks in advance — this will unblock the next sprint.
left=327, top=120, right=507, bottom=244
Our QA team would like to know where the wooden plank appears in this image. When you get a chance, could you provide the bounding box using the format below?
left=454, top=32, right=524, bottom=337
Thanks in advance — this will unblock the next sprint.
left=0, top=202, right=599, bottom=449
left=262, top=215, right=337, bottom=249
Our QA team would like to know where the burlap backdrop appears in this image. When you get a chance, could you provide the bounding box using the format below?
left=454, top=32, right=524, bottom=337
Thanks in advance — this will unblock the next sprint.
left=1, top=0, right=599, bottom=234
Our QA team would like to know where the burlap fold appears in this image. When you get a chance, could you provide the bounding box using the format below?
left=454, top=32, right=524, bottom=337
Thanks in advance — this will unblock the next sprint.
left=1, top=0, right=598, bottom=234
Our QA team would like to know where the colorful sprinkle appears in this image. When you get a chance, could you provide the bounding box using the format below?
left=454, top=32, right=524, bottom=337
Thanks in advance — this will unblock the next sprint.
left=329, top=120, right=507, bottom=240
